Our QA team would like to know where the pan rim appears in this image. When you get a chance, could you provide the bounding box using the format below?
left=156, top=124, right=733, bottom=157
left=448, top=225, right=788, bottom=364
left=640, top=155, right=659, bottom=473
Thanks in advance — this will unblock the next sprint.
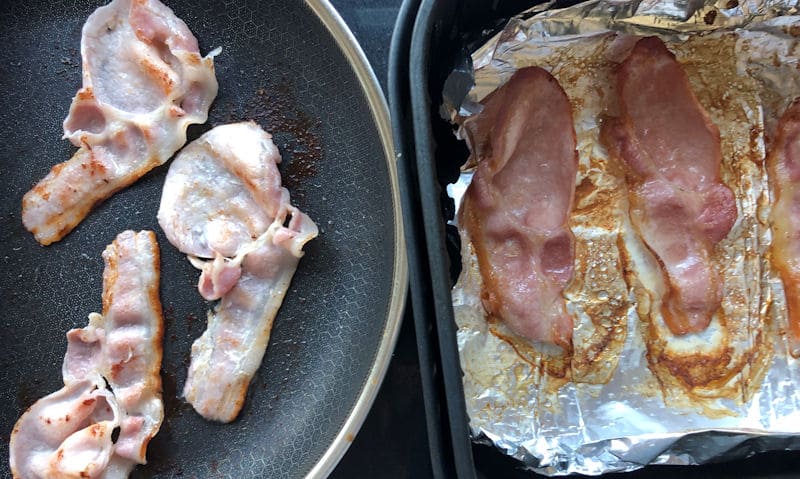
left=302, top=1, right=408, bottom=478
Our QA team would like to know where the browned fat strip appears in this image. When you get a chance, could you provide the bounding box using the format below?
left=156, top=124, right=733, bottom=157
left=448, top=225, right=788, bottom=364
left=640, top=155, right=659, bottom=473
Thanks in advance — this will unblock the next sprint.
left=23, top=147, right=160, bottom=245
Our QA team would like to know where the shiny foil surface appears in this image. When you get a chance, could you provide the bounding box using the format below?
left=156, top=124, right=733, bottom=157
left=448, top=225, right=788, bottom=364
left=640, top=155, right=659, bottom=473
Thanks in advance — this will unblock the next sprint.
left=445, top=0, right=800, bottom=475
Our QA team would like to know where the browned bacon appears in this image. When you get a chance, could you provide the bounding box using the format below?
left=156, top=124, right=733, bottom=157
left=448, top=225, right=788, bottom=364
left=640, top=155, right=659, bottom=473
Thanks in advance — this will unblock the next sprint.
left=460, top=67, right=578, bottom=350
left=601, top=36, right=737, bottom=335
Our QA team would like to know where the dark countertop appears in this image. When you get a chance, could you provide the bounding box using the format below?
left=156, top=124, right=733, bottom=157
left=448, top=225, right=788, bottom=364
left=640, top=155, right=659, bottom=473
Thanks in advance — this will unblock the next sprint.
left=328, top=2, right=433, bottom=478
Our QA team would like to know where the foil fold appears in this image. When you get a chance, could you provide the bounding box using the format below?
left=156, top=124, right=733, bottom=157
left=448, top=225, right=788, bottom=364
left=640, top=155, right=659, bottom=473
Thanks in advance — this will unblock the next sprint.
left=446, top=0, right=800, bottom=475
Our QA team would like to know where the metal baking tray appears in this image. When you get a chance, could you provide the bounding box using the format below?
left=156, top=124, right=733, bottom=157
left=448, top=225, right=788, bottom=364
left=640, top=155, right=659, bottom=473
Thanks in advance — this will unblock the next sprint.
left=389, top=0, right=800, bottom=476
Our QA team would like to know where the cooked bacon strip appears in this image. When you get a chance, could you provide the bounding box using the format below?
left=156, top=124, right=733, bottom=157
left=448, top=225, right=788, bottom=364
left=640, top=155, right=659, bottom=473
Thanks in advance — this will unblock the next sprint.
left=158, top=122, right=318, bottom=422
left=768, top=99, right=800, bottom=357
left=10, top=231, right=164, bottom=478
left=601, top=36, right=737, bottom=335
left=97, top=230, right=164, bottom=472
left=21, top=0, right=218, bottom=245
left=9, top=376, right=120, bottom=479
left=460, top=67, right=578, bottom=350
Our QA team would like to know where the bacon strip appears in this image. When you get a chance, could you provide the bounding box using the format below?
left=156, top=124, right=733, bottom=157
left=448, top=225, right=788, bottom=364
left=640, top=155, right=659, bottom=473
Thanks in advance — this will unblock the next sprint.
left=21, top=0, right=218, bottom=245
left=601, top=36, right=737, bottom=335
left=10, top=231, right=164, bottom=478
left=460, top=67, right=578, bottom=350
left=158, top=122, right=318, bottom=422
left=767, top=99, right=800, bottom=357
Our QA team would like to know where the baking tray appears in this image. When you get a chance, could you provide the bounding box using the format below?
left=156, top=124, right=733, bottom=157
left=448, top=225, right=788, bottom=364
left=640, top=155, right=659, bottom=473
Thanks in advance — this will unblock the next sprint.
left=391, top=0, right=800, bottom=477
left=0, top=0, right=406, bottom=477
left=389, top=0, right=456, bottom=477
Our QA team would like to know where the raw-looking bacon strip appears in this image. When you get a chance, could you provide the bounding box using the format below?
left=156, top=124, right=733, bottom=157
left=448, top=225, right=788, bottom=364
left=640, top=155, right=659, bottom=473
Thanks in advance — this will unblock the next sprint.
left=767, top=99, right=800, bottom=357
left=96, top=230, right=164, bottom=471
left=158, top=122, right=318, bottom=422
left=21, top=0, right=218, bottom=245
left=10, top=231, right=164, bottom=478
left=460, top=67, right=578, bottom=350
left=184, top=215, right=316, bottom=421
left=601, top=36, right=737, bottom=335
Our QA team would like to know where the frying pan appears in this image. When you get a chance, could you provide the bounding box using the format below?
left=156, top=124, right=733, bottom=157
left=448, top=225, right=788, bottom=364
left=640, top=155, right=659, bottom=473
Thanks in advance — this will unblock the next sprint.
left=0, top=0, right=407, bottom=477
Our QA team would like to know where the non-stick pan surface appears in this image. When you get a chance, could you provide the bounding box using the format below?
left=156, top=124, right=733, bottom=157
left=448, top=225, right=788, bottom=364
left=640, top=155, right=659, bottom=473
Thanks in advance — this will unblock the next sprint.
left=0, top=1, right=406, bottom=477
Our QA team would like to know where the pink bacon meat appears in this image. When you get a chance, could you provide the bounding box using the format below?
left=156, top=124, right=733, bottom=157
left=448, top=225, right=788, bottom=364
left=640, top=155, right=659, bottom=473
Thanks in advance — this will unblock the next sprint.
left=460, top=67, right=579, bottom=351
left=767, top=99, right=800, bottom=357
left=158, top=122, right=318, bottom=422
left=10, top=230, right=164, bottom=478
left=601, top=36, right=737, bottom=335
left=22, top=0, right=218, bottom=245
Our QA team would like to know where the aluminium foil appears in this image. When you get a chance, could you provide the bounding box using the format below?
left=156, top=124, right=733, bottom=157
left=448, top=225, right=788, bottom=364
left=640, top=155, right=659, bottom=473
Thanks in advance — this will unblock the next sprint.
left=445, top=0, right=800, bottom=474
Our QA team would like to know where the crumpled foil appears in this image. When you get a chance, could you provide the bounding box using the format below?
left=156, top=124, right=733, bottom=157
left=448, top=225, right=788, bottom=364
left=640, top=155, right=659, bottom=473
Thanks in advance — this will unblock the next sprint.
left=445, top=0, right=800, bottom=475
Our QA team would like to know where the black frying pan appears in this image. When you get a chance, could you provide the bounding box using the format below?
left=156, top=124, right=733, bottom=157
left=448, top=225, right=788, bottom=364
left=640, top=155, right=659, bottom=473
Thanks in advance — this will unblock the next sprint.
left=0, top=1, right=406, bottom=477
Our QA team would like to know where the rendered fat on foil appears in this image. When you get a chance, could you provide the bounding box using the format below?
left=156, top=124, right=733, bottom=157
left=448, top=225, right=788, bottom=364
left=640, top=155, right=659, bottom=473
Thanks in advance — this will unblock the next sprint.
left=445, top=0, right=800, bottom=475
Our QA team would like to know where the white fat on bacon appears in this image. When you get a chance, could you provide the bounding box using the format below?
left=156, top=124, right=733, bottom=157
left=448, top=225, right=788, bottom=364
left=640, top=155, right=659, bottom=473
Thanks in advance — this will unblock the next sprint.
left=10, top=231, right=164, bottom=478
left=158, top=122, right=318, bottom=422
left=22, top=0, right=218, bottom=245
